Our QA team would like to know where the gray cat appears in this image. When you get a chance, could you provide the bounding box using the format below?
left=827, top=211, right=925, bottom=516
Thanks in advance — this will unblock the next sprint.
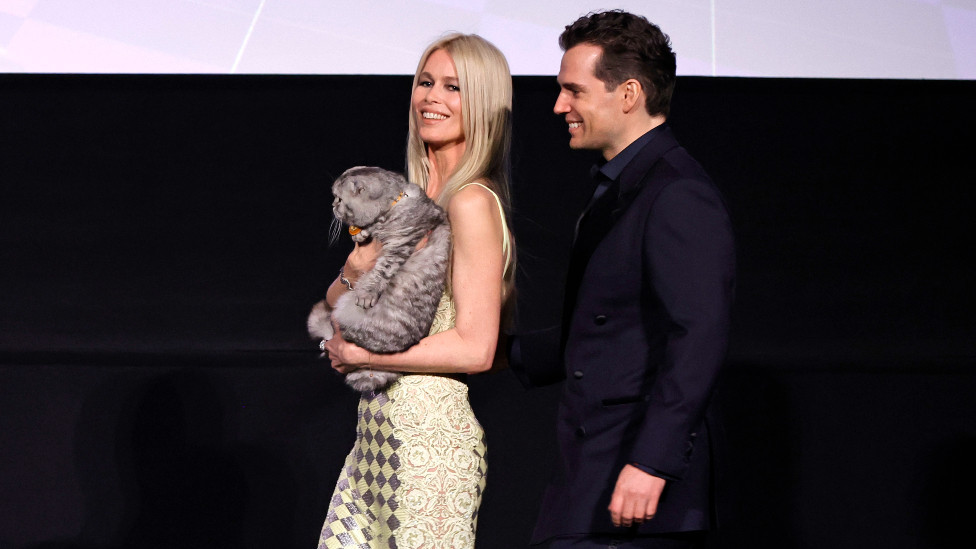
left=307, top=166, right=451, bottom=392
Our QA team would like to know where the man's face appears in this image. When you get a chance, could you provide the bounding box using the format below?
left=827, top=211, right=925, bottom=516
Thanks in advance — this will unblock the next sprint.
left=554, top=43, right=624, bottom=159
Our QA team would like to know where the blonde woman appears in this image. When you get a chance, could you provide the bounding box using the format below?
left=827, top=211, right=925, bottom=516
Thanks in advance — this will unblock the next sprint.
left=318, top=33, right=515, bottom=549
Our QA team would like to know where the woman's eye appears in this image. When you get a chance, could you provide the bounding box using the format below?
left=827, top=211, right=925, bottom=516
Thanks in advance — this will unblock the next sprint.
left=419, top=80, right=433, bottom=88
left=447, top=85, right=460, bottom=92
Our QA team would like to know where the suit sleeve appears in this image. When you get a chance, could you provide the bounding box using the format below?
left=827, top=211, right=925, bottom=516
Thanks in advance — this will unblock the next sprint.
left=629, top=178, right=735, bottom=478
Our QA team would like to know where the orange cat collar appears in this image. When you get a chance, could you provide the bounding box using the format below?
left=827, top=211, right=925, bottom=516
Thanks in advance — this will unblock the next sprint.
left=346, top=191, right=405, bottom=236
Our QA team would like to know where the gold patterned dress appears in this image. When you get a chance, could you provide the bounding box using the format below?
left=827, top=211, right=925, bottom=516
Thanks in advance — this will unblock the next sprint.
left=317, top=295, right=487, bottom=549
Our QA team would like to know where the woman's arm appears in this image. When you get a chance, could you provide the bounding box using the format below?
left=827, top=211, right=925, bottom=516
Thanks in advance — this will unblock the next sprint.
left=324, top=184, right=506, bottom=374
left=324, top=239, right=382, bottom=308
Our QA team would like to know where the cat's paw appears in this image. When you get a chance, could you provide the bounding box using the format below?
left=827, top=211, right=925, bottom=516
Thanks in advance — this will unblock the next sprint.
left=355, top=287, right=380, bottom=309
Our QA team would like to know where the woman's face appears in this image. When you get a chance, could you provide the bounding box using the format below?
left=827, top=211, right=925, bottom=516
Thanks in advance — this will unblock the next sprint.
left=412, top=48, right=464, bottom=150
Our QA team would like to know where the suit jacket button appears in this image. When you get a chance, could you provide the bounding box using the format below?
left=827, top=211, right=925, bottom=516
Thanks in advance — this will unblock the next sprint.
left=575, top=426, right=586, bottom=438
left=573, top=370, right=584, bottom=379
left=594, top=315, right=607, bottom=326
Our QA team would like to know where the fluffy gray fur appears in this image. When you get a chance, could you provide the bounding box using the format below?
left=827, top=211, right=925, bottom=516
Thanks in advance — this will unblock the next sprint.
left=307, top=166, right=451, bottom=392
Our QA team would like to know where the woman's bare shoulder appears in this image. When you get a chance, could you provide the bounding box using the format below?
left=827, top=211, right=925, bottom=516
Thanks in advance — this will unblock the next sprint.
left=448, top=181, right=498, bottom=216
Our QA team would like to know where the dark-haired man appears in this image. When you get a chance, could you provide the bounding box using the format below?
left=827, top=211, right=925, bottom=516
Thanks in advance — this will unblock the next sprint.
left=511, top=10, right=735, bottom=548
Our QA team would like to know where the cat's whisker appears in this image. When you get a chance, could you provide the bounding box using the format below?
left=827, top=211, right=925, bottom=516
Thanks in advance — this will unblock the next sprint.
left=329, top=217, right=342, bottom=246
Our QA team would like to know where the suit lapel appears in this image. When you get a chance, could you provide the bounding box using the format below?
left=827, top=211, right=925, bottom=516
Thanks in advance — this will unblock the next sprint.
left=562, top=179, right=618, bottom=343
left=561, top=127, right=681, bottom=342
left=571, top=127, right=680, bottom=260
left=614, top=126, right=679, bottom=210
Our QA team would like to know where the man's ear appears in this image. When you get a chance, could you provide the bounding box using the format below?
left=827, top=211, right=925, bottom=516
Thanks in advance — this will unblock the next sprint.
left=620, top=79, right=644, bottom=114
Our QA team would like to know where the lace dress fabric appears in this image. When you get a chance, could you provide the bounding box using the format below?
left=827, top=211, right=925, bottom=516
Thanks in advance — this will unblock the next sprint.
left=317, top=293, right=487, bottom=549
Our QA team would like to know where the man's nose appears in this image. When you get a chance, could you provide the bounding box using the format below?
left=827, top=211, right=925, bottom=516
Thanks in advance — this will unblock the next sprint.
left=553, top=92, right=569, bottom=115
left=552, top=92, right=570, bottom=114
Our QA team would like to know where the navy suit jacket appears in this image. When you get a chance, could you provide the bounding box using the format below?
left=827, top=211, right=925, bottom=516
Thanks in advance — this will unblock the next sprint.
left=514, top=125, right=735, bottom=542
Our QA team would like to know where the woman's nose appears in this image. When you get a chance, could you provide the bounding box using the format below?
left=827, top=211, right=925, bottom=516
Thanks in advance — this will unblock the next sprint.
left=424, top=87, right=442, bottom=103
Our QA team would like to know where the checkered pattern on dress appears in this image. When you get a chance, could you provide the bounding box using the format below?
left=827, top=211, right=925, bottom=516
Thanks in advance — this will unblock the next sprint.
left=319, top=390, right=402, bottom=549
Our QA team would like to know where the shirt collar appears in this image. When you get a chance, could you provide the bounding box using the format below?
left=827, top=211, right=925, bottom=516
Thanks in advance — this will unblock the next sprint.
left=591, top=123, right=668, bottom=185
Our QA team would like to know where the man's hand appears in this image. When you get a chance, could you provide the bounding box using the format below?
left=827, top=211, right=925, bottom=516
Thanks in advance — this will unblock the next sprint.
left=608, top=464, right=666, bottom=527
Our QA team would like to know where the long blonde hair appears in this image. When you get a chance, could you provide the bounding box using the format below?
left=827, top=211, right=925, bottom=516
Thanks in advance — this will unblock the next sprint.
left=406, top=33, right=516, bottom=300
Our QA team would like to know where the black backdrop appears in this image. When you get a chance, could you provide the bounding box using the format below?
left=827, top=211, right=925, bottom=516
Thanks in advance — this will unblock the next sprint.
left=2, top=74, right=975, bottom=549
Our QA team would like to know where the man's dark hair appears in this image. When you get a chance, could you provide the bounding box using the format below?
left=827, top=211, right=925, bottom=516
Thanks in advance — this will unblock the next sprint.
left=559, top=10, right=677, bottom=117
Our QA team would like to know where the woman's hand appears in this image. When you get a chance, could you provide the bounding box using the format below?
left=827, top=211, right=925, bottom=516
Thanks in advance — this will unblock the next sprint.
left=344, top=238, right=382, bottom=280
left=322, top=323, right=371, bottom=373
left=326, top=239, right=383, bottom=307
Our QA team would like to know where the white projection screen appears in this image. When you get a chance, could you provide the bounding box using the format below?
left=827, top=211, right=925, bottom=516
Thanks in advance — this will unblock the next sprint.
left=1, top=0, right=974, bottom=79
